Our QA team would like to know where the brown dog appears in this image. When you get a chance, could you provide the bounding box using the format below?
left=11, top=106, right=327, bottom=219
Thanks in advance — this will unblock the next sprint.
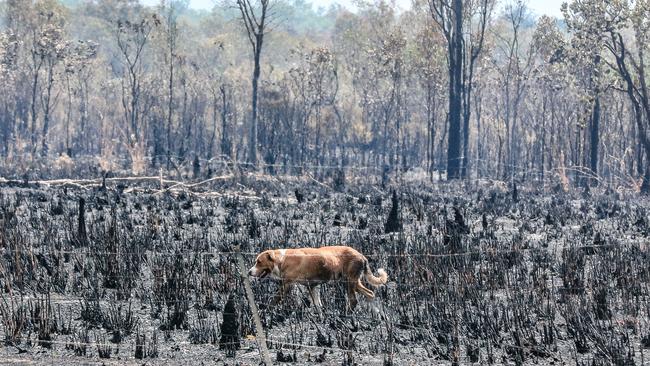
left=248, top=246, right=388, bottom=310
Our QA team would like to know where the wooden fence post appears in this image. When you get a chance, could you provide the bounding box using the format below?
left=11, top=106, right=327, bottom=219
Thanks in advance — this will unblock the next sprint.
left=234, top=245, right=273, bottom=366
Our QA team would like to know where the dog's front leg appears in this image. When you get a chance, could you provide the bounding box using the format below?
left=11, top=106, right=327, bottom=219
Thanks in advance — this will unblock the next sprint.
left=308, top=285, right=324, bottom=321
left=271, top=281, right=292, bottom=306
left=308, top=285, right=323, bottom=308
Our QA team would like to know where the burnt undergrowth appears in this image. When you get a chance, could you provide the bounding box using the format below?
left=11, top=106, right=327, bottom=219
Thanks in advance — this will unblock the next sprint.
left=0, top=178, right=649, bottom=364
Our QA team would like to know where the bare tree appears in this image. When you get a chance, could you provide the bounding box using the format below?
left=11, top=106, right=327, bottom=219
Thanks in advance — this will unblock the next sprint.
left=35, top=10, right=67, bottom=156
left=460, top=0, right=491, bottom=179
left=21, top=1, right=67, bottom=156
left=235, top=0, right=272, bottom=167
left=115, top=10, right=158, bottom=146
left=159, top=0, right=181, bottom=168
left=530, top=15, right=567, bottom=183
left=428, top=0, right=463, bottom=179
left=63, top=40, right=97, bottom=156
left=494, top=1, right=534, bottom=181
left=427, top=0, right=492, bottom=179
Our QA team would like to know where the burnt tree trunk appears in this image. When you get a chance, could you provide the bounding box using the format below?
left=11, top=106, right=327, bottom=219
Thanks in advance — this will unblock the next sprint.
left=249, top=28, right=265, bottom=167
left=77, top=197, right=87, bottom=246
left=447, top=0, right=463, bottom=180
left=220, top=84, right=231, bottom=159
left=609, top=32, right=650, bottom=193
left=589, top=95, right=600, bottom=185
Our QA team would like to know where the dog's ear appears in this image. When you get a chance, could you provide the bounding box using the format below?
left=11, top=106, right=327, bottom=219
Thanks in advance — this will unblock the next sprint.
left=265, top=252, right=274, bottom=262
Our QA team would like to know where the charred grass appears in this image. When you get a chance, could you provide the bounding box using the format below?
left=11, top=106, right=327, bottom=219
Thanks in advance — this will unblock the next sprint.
left=0, top=178, right=649, bottom=365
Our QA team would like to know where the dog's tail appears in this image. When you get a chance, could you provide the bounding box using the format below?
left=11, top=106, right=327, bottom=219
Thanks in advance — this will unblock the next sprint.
left=363, top=260, right=388, bottom=287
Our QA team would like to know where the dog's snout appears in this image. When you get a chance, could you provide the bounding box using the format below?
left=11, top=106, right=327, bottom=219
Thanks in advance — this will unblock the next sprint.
left=248, top=266, right=257, bottom=276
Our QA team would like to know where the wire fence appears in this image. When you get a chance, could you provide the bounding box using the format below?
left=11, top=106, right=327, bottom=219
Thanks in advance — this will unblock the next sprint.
left=1, top=153, right=642, bottom=190
left=0, top=240, right=638, bottom=260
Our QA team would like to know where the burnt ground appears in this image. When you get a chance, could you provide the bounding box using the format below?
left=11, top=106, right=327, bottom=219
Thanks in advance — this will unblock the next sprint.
left=0, top=175, right=649, bottom=365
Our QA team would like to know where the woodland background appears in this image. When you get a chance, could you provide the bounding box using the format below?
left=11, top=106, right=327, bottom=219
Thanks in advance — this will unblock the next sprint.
left=1, top=0, right=650, bottom=192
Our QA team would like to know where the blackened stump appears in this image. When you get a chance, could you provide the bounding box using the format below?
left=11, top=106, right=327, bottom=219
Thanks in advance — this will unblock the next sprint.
left=219, top=293, right=240, bottom=357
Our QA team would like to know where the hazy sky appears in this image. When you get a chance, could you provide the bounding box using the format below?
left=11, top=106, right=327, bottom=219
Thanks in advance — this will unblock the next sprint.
left=141, top=0, right=566, bottom=18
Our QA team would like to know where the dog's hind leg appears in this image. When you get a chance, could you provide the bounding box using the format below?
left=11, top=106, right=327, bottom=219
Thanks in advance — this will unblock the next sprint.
left=355, top=278, right=375, bottom=299
left=346, top=281, right=359, bottom=311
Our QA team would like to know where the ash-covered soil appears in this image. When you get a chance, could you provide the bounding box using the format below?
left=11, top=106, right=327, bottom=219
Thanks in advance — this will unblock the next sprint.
left=1, top=177, right=649, bottom=365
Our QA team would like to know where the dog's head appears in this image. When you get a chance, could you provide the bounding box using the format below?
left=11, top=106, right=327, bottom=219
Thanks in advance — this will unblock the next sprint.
left=248, top=250, right=276, bottom=279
